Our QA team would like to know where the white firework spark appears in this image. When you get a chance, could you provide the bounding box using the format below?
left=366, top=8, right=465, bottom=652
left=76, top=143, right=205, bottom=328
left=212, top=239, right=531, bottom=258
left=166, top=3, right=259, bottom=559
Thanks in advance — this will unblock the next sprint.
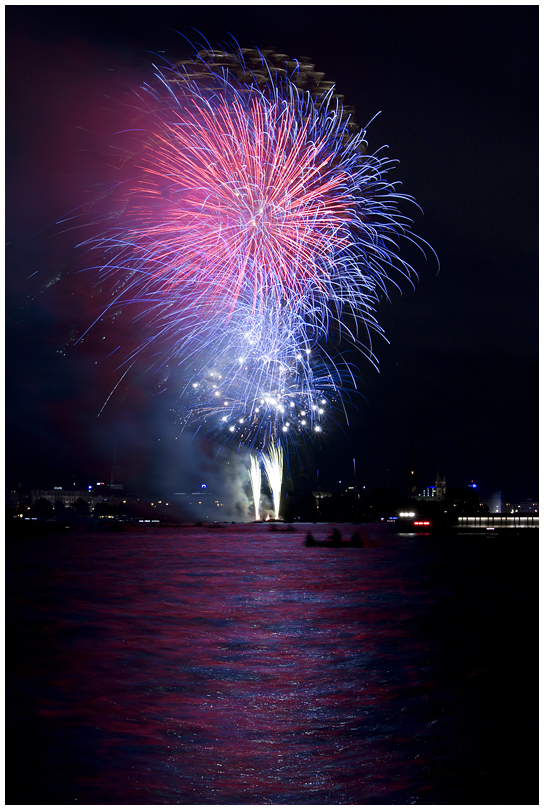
left=263, top=442, right=284, bottom=520
left=249, top=454, right=262, bottom=521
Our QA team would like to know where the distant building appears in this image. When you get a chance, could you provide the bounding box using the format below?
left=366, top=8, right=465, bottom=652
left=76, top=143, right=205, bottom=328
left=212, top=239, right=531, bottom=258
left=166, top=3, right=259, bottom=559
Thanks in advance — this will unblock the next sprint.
left=414, top=468, right=446, bottom=502
left=503, top=498, right=539, bottom=514
left=31, top=489, right=97, bottom=509
left=174, top=491, right=229, bottom=521
left=435, top=469, right=446, bottom=501
left=417, top=486, right=436, bottom=501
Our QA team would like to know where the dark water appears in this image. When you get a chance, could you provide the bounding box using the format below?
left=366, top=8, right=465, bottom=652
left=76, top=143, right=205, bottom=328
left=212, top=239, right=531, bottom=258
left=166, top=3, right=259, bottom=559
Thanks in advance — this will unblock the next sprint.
left=6, top=523, right=538, bottom=804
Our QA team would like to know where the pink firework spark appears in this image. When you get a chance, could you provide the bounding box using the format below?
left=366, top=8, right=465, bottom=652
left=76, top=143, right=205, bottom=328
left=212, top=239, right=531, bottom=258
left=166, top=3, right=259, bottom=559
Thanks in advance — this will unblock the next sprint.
left=128, top=92, right=354, bottom=321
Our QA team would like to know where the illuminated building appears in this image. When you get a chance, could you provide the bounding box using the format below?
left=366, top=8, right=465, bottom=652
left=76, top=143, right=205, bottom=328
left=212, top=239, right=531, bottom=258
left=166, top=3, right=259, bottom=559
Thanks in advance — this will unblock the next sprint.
left=502, top=498, right=539, bottom=514
left=435, top=469, right=446, bottom=501
left=31, top=488, right=97, bottom=509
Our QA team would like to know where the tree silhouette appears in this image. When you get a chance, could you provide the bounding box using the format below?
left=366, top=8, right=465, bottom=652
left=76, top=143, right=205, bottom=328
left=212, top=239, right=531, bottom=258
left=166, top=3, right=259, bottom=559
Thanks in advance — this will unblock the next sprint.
left=31, top=498, right=54, bottom=519
left=73, top=498, right=91, bottom=517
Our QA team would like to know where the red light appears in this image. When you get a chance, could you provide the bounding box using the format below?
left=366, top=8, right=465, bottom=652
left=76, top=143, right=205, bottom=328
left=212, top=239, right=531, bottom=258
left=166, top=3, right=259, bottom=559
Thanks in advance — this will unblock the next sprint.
left=413, top=521, right=431, bottom=526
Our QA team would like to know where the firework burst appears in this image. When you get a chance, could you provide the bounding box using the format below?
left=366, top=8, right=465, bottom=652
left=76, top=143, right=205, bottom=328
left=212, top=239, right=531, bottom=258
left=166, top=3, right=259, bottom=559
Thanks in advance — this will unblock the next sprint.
left=85, top=44, right=431, bottom=471
left=89, top=47, right=422, bottom=362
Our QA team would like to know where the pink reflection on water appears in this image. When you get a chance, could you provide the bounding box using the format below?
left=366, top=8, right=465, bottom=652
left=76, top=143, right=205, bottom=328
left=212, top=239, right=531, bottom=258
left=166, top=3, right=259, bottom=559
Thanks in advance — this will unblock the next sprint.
left=17, top=524, right=445, bottom=803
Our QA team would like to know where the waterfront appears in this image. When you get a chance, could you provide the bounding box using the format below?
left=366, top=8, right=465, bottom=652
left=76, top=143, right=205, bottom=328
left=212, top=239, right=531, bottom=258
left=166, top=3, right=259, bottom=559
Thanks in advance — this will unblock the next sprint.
left=6, top=522, right=538, bottom=804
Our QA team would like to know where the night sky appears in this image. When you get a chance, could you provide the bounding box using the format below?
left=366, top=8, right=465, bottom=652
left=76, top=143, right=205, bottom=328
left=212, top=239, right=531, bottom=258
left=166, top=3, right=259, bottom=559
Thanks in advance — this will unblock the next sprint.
left=6, top=6, right=538, bottom=503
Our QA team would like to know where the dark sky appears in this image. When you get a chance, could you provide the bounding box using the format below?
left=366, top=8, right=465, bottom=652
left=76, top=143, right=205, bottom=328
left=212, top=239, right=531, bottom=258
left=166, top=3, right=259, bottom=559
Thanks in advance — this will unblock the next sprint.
left=6, top=6, right=538, bottom=502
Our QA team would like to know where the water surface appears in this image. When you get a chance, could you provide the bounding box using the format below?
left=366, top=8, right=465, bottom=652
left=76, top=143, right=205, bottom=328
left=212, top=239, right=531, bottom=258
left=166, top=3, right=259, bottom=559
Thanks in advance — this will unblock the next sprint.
left=6, top=522, right=537, bottom=804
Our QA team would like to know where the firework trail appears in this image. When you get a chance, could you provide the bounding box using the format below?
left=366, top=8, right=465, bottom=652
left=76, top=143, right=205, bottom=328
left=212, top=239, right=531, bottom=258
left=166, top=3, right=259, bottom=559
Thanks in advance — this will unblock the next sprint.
left=84, top=44, right=431, bottom=473
left=249, top=454, right=261, bottom=521
left=262, top=442, right=284, bottom=520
